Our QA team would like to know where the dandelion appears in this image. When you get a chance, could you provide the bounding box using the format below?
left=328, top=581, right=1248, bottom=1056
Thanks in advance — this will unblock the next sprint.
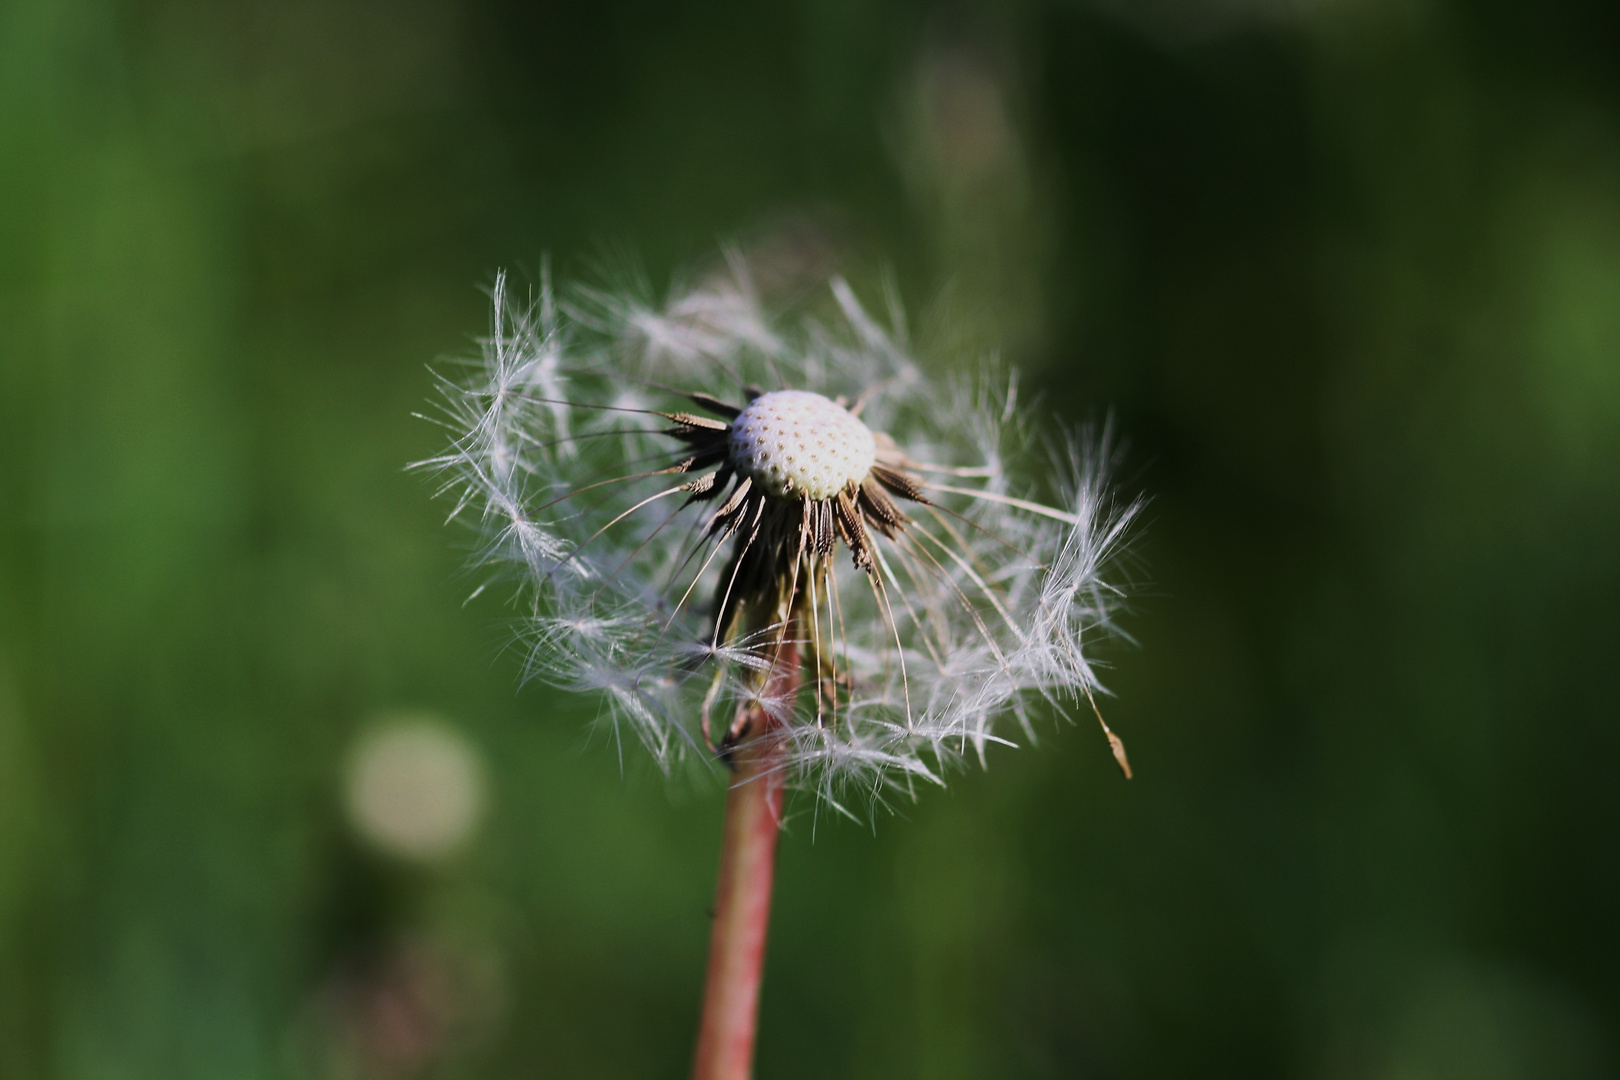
left=418, top=253, right=1138, bottom=1080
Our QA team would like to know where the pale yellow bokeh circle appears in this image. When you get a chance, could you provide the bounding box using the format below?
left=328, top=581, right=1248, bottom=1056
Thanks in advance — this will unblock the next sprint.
left=345, top=716, right=487, bottom=862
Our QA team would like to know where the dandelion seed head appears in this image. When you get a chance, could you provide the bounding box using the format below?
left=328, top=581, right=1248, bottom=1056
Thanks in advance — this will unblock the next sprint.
left=417, top=254, right=1140, bottom=811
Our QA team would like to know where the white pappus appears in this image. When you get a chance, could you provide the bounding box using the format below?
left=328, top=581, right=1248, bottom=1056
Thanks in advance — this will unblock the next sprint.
left=419, top=255, right=1139, bottom=815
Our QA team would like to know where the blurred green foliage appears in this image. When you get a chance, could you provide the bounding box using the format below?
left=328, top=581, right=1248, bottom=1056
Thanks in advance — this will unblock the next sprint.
left=3, top=0, right=1618, bottom=1077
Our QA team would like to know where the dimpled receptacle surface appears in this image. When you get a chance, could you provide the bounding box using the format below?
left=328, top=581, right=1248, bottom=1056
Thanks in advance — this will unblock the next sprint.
left=728, top=390, right=877, bottom=501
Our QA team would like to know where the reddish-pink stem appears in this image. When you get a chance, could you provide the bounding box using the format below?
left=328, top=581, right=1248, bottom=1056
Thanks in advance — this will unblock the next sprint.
left=691, top=641, right=799, bottom=1080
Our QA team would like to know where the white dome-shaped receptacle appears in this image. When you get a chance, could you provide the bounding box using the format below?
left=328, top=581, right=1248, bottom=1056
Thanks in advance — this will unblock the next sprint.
left=728, top=391, right=877, bottom=501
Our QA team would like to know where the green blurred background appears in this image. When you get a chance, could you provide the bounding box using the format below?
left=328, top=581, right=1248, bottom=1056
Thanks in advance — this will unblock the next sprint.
left=3, top=0, right=1618, bottom=1076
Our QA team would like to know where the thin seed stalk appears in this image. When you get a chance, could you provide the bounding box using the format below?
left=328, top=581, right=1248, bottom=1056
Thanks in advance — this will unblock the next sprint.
left=691, top=634, right=801, bottom=1080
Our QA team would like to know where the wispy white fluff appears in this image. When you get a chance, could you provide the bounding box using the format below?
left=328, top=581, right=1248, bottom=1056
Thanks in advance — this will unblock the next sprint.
left=419, top=257, right=1139, bottom=813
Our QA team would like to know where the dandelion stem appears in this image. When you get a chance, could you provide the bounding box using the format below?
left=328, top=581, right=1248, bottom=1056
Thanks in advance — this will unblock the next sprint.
left=692, top=635, right=800, bottom=1080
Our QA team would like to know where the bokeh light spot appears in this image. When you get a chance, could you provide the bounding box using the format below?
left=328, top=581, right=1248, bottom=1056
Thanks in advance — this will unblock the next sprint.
left=345, top=716, right=487, bottom=863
